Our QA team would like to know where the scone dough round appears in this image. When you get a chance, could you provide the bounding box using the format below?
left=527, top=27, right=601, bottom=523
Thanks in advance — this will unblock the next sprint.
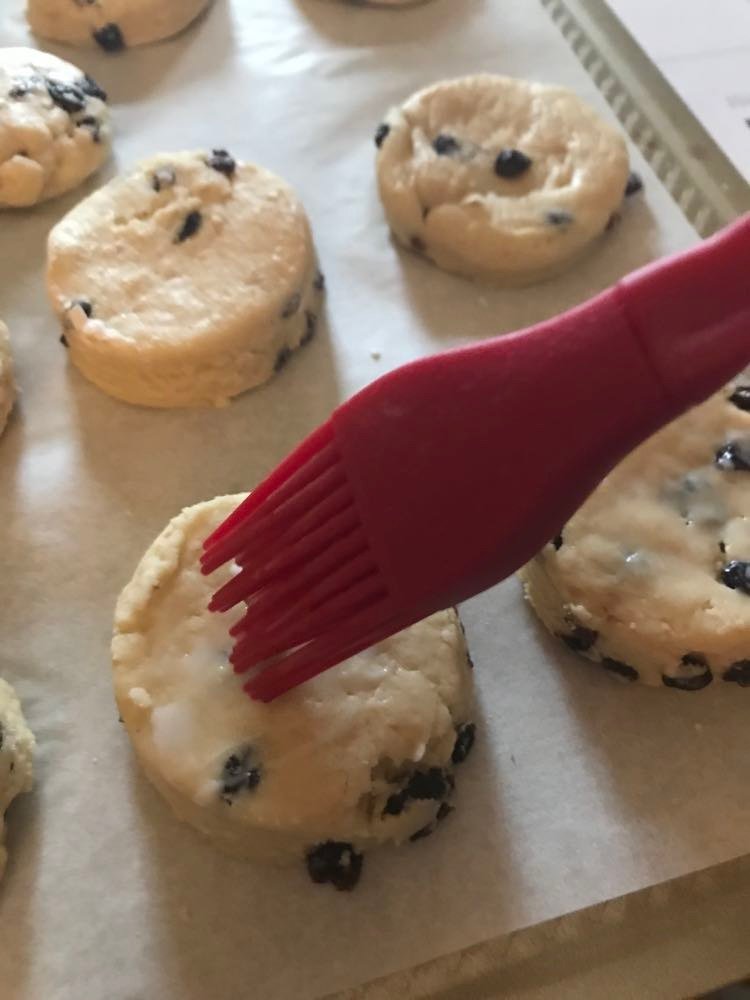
left=520, top=384, right=750, bottom=691
left=0, top=678, right=35, bottom=881
left=27, top=0, right=211, bottom=52
left=0, top=321, right=16, bottom=436
left=47, top=150, right=323, bottom=408
left=376, top=74, right=630, bottom=284
left=112, top=495, right=475, bottom=882
left=0, top=48, right=110, bottom=208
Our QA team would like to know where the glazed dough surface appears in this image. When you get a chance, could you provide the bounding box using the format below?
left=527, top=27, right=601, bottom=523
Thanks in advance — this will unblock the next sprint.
left=520, top=385, right=750, bottom=690
left=113, top=495, right=475, bottom=867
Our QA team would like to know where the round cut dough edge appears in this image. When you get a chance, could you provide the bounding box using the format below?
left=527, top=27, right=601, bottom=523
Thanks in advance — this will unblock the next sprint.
left=112, top=495, right=475, bottom=874
left=376, top=74, right=630, bottom=284
left=47, top=151, right=323, bottom=408
left=519, top=385, right=750, bottom=691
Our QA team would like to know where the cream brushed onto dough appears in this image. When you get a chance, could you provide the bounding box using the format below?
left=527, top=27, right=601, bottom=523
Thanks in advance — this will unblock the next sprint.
left=113, top=495, right=476, bottom=887
left=520, top=385, right=750, bottom=691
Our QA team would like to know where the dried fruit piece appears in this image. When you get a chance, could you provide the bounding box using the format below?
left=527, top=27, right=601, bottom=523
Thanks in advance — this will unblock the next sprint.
left=301, top=311, right=317, bottom=346
left=93, top=23, right=126, bottom=52
left=494, top=148, right=532, bottom=178
left=558, top=625, right=598, bottom=652
left=433, top=134, right=460, bottom=155
left=219, top=746, right=261, bottom=797
left=374, top=123, right=390, bottom=148
left=721, top=560, right=750, bottom=594
left=451, top=723, right=476, bottom=765
left=662, top=653, right=713, bottom=691
left=45, top=79, right=85, bottom=114
left=715, top=439, right=750, bottom=472
left=624, top=171, right=643, bottom=197
left=546, top=210, right=574, bottom=226
left=382, top=789, right=408, bottom=816
left=406, top=768, right=449, bottom=801
left=175, top=210, right=202, bottom=243
left=306, top=841, right=363, bottom=891
left=77, top=116, right=101, bottom=142
left=601, top=657, right=639, bottom=681
left=207, top=149, right=236, bottom=178
left=728, top=386, right=750, bottom=412
left=409, top=801, right=455, bottom=842
left=79, top=74, right=107, bottom=102
left=724, top=661, right=750, bottom=686
left=69, top=298, right=93, bottom=318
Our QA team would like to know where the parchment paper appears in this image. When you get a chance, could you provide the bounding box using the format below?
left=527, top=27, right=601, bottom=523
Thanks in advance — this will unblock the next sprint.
left=0, top=2, right=741, bottom=999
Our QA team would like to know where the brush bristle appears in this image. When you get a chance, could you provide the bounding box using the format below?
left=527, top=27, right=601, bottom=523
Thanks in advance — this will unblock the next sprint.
left=201, top=430, right=394, bottom=698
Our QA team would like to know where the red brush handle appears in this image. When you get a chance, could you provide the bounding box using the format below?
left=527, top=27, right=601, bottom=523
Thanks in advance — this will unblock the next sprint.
left=332, top=215, right=750, bottom=620
left=617, top=215, right=750, bottom=407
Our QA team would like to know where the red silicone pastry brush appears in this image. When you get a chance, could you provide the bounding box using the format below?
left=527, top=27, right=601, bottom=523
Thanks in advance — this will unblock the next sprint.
left=202, top=215, right=750, bottom=701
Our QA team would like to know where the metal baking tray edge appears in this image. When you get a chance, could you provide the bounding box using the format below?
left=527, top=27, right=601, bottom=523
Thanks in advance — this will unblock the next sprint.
left=543, top=0, right=750, bottom=236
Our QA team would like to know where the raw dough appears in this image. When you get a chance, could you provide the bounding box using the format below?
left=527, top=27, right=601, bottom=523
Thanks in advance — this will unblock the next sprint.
left=375, top=74, right=630, bottom=284
left=0, top=321, right=15, bottom=436
left=112, top=495, right=476, bottom=888
left=47, top=150, right=323, bottom=408
left=0, top=47, right=110, bottom=208
left=520, top=384, right=750, bottom=690
left=26, top=0, right=211, bottom=52
left=0, top=678, right=35, bottom=881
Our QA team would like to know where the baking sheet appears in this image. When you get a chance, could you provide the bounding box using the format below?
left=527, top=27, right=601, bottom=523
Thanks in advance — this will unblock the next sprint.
left=0, top=2, right=742, bottom=999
